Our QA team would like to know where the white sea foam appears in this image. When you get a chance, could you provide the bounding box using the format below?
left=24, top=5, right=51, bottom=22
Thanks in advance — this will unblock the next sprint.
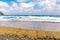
left=0, top=16, right=60, bottom=22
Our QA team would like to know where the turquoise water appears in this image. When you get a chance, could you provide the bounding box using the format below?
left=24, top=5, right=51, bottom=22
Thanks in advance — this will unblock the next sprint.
left=3, top=15, right=60, bottom=17
left=0, top=15, right=60, bottom=19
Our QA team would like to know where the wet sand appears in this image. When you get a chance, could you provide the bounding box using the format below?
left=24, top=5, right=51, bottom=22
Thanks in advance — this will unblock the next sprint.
left=0, top=21, right=60, bottom=31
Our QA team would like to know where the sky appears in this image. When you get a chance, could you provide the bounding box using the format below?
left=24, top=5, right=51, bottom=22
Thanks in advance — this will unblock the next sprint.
left=0, top=0, right=60, bottom=15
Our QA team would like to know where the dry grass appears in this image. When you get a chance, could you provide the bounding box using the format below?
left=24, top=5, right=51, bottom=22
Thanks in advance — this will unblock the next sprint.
left=0, top=26, right=60, bottom=39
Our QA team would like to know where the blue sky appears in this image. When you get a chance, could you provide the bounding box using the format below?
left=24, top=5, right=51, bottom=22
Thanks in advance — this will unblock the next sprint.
left=0, top=0, right=15, bottom=2
left=0, top=0, right=60, bottom=15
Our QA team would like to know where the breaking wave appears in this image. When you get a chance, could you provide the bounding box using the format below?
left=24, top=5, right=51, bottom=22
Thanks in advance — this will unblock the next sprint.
left=0, top=16, right=60, bottom=22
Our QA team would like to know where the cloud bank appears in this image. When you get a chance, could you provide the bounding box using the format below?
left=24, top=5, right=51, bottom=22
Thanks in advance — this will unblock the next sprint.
left=0, top=0, right=60, bottom=15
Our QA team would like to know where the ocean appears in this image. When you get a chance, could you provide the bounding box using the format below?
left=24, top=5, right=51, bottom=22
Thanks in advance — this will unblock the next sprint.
left=0, top=15, right=60, bottom=21
left=0, top=15, right=60, bottom=19
left=0, top=15, right=60, bottom=31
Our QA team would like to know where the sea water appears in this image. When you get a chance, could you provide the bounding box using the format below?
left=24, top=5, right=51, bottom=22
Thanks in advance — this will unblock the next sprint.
left=0, top=15, right=60, bottom=22
left=0, top=15, right=60, bottom=31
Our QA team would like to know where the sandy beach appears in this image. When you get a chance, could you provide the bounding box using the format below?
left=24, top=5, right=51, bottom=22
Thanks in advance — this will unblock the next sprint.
left=0, top=19, right=60, bottom=40
left=0, top=26, right=60, bottom=40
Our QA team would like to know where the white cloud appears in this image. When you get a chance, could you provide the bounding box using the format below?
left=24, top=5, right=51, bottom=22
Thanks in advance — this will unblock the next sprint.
left=4, top=1, right=36, bottom=15
left=0, top=1, right=9, bottom=8
left=20, top=2, right=34, bottom=8
left=38, top=0, right=60, bottom=15
left=6, top=1, right=41, bottom=15
left=16, top=0, right=25, bottom=2
left=0, top=1, right=9, bottom=15
left=0, top=0, right=60, bottom=15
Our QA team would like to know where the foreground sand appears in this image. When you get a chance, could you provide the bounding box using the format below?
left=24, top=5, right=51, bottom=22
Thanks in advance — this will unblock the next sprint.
left=0, top=26, right=60, bottom=40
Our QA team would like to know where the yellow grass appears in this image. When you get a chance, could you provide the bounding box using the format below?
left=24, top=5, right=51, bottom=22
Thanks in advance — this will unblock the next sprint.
left=0, top=26, right=60, bottom=38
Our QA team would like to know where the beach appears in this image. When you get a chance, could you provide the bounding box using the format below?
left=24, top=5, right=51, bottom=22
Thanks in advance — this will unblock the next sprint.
left=0, top=16, right=60, bottom=40
left=0, top=26, right=60, bottom=40
left=0, top=21, right=60, bottom=31
left=0, top=21, right=60, bottom=40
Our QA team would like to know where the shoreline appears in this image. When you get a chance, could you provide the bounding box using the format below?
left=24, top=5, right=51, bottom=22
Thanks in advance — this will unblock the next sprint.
left=0, top=21, right=60, bottom=31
